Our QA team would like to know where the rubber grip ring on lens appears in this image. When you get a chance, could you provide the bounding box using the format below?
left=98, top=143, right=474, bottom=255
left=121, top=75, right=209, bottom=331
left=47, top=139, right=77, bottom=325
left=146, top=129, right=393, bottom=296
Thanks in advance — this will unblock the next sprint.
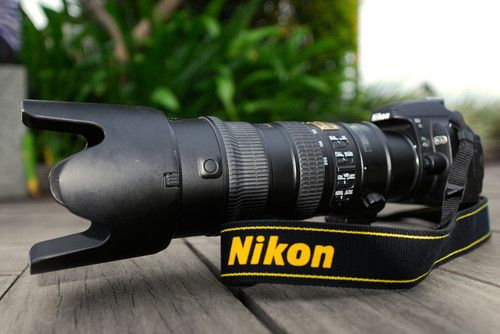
left=208, top=117, right=270, bottom=221
left=277, top=122, right=325, bottom=217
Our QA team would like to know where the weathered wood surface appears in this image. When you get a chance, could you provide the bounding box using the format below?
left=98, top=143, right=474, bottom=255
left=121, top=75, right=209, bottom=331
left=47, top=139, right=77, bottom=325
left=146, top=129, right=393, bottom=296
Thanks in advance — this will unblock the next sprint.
left=0, top=201, right=268, bottom=333
left=483, top=166, right=500, bottom=232
left=0, top=165, right=499, bottom=333
left=0, top=276, right=16, bottom=299
left=0, top=241, right=268, bottom=334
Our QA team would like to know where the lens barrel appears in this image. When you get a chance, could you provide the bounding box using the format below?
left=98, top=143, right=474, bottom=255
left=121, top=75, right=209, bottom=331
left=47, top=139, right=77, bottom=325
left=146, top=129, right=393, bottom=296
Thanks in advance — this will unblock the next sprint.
left=170, top=117, right=419, bottom=237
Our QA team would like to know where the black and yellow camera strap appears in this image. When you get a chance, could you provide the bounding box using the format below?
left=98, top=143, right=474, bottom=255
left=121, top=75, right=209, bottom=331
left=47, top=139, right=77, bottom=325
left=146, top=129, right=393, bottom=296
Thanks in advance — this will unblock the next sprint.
left=220, top=198, right=489, bottom=289
left=219, top=113, right=491, bottom=289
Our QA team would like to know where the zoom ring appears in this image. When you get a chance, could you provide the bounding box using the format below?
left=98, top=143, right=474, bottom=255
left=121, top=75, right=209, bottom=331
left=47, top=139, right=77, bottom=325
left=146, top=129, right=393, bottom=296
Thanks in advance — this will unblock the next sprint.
left=277, top=122, right=325, bottom=217
left=208, top=117, right=270, bottom=221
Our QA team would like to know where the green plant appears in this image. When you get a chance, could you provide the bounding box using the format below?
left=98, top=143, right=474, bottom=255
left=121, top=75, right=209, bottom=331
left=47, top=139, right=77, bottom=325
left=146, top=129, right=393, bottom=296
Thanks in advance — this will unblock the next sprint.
left=22, top=0, right=360, bottom=165
left=449, top=98, right=500, bottom=160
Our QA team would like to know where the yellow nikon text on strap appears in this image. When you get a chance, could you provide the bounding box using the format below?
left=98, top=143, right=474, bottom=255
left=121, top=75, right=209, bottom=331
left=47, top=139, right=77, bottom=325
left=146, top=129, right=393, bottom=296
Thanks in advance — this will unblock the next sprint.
left=228, top=235, right=335, bottom=269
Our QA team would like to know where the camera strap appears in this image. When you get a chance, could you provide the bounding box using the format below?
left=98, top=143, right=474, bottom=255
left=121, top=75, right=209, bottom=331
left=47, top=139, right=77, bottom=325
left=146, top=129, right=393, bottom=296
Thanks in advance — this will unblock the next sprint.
left=219, top=116, right=491, bottom=289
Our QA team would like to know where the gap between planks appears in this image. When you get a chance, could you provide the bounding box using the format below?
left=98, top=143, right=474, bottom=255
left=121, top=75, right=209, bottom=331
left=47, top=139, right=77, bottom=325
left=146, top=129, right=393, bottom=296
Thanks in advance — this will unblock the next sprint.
left=0, top=266, right=26, bottom=300
left=184, top=239, right=287, bottom=334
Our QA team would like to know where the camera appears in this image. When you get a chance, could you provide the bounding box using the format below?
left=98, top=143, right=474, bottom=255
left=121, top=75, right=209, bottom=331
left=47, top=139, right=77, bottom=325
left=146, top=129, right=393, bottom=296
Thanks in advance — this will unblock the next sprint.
left=22, top=99, right=483, bottom=273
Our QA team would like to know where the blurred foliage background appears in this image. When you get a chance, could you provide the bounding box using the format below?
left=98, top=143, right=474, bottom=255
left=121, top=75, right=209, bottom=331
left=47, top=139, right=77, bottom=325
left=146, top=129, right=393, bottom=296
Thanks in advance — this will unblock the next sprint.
left=22, top=0, right=365, bottom=165
left=20, top=0, right=500, bottom=186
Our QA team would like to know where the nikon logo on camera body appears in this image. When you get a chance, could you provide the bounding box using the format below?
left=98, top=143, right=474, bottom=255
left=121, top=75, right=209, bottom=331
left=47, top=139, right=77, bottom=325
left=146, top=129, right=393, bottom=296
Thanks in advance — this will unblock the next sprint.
left=228, top=235, right=335, bottom=269
left=371, top=112, right=391, bottom=122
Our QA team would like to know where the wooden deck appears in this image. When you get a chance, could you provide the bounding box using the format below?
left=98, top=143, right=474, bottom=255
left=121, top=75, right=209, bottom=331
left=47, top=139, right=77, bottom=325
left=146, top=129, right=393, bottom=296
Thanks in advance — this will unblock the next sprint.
left=1, top=166, right=499, bottom=333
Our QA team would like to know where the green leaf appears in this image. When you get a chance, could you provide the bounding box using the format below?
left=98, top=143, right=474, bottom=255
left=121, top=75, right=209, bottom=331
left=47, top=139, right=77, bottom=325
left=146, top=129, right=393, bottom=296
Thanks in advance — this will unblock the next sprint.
left=200, top=15, right=221, bottom=38
left=151, top=87, right=180, bottom=112
left=300, top=75, right=331, bottom=94
left=216, top=76, right=234, bottom=105
left=215, top=68, right=238, bottom=120
left=224, top=0, right=260, bottom=37
left=204, top=0, right=227, bottom=17
left=241, top=98, right=299, bottom=114
left=239, top=69, right=277, bottom=90
left=301, top=37, right=338, bottom=59
left=228, top=26, right=281, bottom=57
left=286, top=27, right=310, bottom=51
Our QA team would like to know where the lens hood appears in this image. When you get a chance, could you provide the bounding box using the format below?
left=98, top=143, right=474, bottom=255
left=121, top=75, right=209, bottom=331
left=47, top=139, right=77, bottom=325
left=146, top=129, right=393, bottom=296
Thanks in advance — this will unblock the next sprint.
left=22, top=100, right=181, bottom=273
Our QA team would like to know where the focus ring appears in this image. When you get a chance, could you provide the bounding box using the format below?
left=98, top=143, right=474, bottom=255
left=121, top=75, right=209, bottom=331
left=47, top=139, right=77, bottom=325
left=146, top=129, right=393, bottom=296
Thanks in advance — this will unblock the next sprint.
left=277, top=122, right=325, bottom=217
left=208, top=117, right=270, bottom=221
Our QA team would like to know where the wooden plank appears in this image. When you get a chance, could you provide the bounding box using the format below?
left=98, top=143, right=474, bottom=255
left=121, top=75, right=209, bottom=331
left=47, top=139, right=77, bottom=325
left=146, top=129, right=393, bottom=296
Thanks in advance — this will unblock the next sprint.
left=484, top=203, right=500, bottom=232
left=0, top=210, right=88, bottom=246
left=0, top=240, right=269, bottom=334
left=0, top=275, right=17, bottom=299
left=187, top=236, right=500, bottom=334
left=0, top=199, right=62, bottom=213
left=0, top=199, right=87, bottom=276
left=483, top=164, right=500, bottom=231
left=0, top=245, right=28, bottom=275
left=438, top=233, right=499, bottom=287
left=482, top=185, right=500, bottom=198
left=481, top=196, right=500, bottom=232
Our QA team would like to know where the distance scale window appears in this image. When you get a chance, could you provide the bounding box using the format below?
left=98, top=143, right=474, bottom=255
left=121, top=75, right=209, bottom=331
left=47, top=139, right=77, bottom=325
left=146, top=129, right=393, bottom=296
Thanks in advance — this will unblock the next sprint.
left=330, top=133, right=357, bottom=202
left=308, top=122, right=358, bottom=204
